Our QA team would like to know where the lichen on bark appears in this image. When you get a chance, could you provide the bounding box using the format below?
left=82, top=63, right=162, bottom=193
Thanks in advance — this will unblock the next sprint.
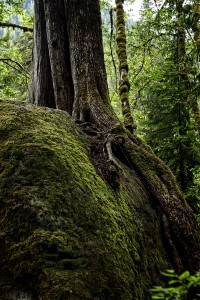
left=115, top=0, right=135, bottom=132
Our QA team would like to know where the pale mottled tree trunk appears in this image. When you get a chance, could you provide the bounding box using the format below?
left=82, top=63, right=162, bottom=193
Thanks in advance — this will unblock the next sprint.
left=115, top=0, right=134, bottom=131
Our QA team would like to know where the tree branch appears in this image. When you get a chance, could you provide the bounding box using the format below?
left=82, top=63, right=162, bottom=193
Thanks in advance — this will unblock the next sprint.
left=0, top=22, right=33, bottom=32
left=0, top=58, right=30, bottom=77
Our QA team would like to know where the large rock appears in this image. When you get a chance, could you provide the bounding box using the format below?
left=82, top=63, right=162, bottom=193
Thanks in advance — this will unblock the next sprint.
left=0, top=100, right=170, bottom=299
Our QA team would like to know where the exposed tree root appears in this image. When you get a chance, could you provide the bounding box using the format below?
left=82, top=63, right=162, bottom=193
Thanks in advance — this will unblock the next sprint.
left=80, top=121, right=200, bottom=273
left=160, top=211, right=183, bottom=273
left=105, top=134, right=126, bottom=175
left=102, top=130, right=200, bottom=273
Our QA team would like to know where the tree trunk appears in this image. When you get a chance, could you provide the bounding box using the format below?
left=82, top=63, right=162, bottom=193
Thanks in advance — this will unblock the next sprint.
left=29, top=0, right=118, bottom=129
left=29, top=0, right=55, bottom=108
left=43, top=0, right=74, bottom=113
left=66, top=0, right=116, bottom=127
left=192, top=0, right=200, bottom=58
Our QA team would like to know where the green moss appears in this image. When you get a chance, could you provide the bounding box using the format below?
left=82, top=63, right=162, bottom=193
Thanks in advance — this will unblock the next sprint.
left=119, top=85, right=129, bottom=95
left=115, top=0, right=134, bottom=131
left=0, top=100, right=170, bottom=299
left=116, top=33, right=126, bottom=43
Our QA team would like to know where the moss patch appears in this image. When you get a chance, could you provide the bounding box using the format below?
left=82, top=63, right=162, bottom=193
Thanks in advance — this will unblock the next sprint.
left=0, top=100, right=170, bottom=299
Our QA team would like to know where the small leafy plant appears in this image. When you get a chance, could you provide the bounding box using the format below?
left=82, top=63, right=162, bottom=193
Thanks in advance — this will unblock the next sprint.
left=151, top=269, right=200, bottom=299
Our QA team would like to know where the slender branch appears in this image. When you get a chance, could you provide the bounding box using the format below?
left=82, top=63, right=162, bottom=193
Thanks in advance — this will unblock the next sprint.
left=134, top=81, right=150, bottom=105
left=186, top=28, right=195, bottom=47
left=1, top=60, right=20, bottom=73
left=131, top=33, right=164, bottom=49
left=0, top=22, right=33, bottom=32
left=132, top=48, right=146, bottom=81
left=0, top=58, right=29, bottom=77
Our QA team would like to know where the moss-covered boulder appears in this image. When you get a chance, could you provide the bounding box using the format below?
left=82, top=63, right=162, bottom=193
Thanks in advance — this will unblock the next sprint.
left=0, top=100, right=173, bottom=299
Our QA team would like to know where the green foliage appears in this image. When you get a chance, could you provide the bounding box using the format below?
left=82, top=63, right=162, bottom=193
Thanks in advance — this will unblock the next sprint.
left=124, top=0, right=200, bottom=207
left=0, top=0, right=33, bottom=100
left=151, top=269, right=200, bottom=299
left=0, top=30, right=32, bottom=100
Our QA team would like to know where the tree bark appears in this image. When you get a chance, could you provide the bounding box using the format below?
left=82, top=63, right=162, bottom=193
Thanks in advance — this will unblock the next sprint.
left=66, top=0, right=116, bottom=127
left=43, top=0, right=74, bottom=113
left=115, top=0, right=135, bottom=131
left=29, top=0, right=55, bottom=108
left=29, top=0, right=118, bottom=129
left=191, top=0, right=200, bottom=63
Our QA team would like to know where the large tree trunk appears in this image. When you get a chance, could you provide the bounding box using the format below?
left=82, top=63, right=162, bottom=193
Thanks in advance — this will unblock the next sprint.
left=29, top=0, right=55, bottom=108
left=66, top=0, right=116, bottom=127
left=30, top=0, right=118, bottom=129
left=43, top=0, right=74, bottom=113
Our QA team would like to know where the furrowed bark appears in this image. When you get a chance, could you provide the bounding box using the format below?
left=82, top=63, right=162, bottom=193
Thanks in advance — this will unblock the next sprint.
left=30, top=0, right=118, bottom=130
left=43, top=0, right=74, bottom=113
left=29, top=0, right=55, bottom=108
left=66, top=0, right=117, bottom=128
